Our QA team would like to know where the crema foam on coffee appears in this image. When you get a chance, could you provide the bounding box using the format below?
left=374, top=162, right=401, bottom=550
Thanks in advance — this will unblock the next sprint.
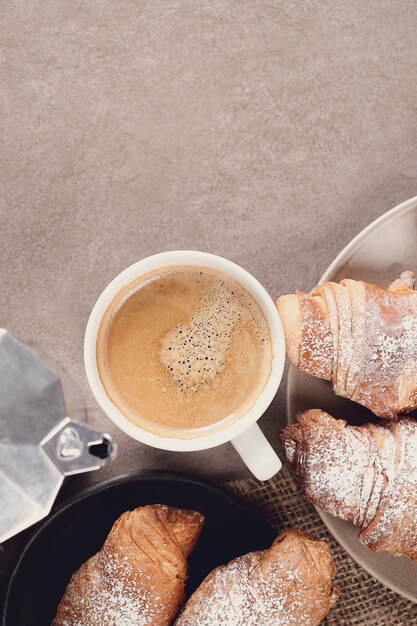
left=97, top=265, right=272, bottom=438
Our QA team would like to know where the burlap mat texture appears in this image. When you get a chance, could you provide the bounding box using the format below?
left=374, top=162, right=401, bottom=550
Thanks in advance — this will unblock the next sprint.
left=226, top=465, right=417, bottom=626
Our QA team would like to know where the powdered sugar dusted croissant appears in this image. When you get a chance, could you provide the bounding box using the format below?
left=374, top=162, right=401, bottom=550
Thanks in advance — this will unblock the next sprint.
left=280, top=410, right=417, bottom=561
left=175, top=529, right=338, bottom=626
left=52, top=505, right=204, bottom=626
left=277, top=272, right=417, bottom=419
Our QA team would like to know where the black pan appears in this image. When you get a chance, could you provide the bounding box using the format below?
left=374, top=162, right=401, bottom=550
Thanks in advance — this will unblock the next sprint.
left=2, top=470, right=274, bottom=626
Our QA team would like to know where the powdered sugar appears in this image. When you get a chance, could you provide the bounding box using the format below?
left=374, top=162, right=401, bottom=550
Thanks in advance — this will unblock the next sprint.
left=352, top=284, right=417, bottom=417
left=298, top=292, right=333, bottom=380
left=284, top=411, right=375, bottom=525
left=52, top=505, right=202, bottom=626
left=92, top=551, right=159, bottom=626
left=175, top=531, right=338, bottom=626
left=287, top=273, right=417, bottom=418
left=367, top=314, right=417, bottom=367
left=281, top=411, right=417, bottom=561
left=361, top=419, right=417, bottom=553
left=55, top=549, right=161, bottom=626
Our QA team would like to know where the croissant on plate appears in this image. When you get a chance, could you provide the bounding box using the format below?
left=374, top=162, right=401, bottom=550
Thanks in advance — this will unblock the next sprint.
left=52, top=505, right=204, bottom=626
left=277, top=271, right=417, bottom=419
left=175, top=528, right=339, bottom=626
left=280, top=410, right=417, bottom=561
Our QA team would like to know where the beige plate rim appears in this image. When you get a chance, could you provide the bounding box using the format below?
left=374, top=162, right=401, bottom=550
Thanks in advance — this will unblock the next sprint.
left=287, top=195, right=417, bottom=603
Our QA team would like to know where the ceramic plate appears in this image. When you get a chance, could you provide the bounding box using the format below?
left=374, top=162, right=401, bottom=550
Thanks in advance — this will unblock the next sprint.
left=2, top=470, right=274, bottom=625
left=287, top=196, right=417, bottom=602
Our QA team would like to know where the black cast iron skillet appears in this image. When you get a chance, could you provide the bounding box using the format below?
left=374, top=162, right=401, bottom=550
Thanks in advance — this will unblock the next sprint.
left=2, top=470, right=274, bottom=626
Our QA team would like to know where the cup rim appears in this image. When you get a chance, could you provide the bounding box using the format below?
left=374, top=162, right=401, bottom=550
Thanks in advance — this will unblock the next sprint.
left=84, top=250, right=286, bottom=451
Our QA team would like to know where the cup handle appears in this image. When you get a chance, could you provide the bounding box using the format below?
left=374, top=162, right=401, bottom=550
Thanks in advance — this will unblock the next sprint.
left=231, top=423, right=282, bottom=481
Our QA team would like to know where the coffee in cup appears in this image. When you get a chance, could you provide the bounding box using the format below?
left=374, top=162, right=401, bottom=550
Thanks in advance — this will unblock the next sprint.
left=96, top=265, right=272, bottom=439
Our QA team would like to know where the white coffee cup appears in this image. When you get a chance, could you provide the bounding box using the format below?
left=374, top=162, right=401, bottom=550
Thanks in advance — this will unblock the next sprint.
left=84, top=251, right=285, bottom=480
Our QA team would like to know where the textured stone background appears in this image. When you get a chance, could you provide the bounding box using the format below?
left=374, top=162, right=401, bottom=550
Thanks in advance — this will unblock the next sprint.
left=1, top=0, right=417, bottom=486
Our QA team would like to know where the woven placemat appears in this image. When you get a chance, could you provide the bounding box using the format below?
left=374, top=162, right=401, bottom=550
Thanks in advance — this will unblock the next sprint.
left=225, top=465, right=417, bottom=626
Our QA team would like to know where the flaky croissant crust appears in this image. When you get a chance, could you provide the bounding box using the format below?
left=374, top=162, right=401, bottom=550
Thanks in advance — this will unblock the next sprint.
left=277, top=272, right=417, bottom=419
left=52, top=505, right=204, bottom=626
left=175, top=529, right=338, bottom=626
left=280, top=410, right=417, bottom=561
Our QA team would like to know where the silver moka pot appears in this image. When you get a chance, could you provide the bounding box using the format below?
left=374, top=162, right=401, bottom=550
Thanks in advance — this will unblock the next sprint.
left=0, top=329, right=117, bottom=543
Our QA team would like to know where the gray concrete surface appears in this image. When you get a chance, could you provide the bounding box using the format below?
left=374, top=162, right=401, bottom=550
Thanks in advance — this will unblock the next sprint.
left=1, top=0, right=417, bottom=489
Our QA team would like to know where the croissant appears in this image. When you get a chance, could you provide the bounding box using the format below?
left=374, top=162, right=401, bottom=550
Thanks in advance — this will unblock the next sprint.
left=52, top=505, right=204, bottom=626
left=175, top=528, right=338, bottom=626
left=280, top=410, right=417, bottom=561
left=277, top=271, right=417, bottom=419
